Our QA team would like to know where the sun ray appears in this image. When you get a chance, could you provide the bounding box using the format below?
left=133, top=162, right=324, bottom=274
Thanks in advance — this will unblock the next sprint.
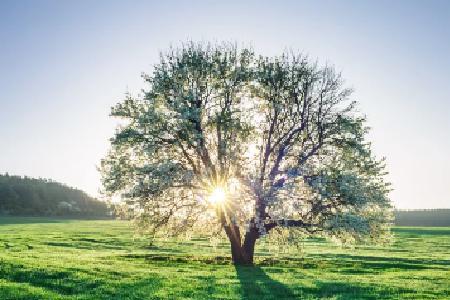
left=207, top=187, right=226, bottom=204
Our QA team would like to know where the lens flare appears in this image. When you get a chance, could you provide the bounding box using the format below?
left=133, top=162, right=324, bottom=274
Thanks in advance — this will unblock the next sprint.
left=208, top=187, right=226, bottom=204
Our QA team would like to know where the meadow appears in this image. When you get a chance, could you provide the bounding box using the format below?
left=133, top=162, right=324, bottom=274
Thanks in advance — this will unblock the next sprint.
left=0, top=217, right=448, bottom=299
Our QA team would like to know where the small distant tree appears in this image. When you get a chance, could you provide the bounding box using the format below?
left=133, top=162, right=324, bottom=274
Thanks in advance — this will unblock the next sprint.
left=101, top=42, right=392, bottom=265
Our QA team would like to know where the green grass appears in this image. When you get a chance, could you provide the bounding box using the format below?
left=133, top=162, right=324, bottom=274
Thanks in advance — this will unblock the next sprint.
left=0, top=217, right=448, bottom=299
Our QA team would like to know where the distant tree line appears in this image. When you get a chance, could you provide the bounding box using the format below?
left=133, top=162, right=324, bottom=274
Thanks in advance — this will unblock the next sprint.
left=394, top=209, right=450, bottom=227
left=0, top=173, right=110, bottom=217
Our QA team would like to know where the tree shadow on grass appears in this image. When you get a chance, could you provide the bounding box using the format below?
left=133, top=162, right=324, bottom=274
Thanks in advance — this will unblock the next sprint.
left=309, top=253, right=450, bottom=271
left=235, top=265, right=298, bottom=300
left=299, top=280, right=418, bottom=300
left=392, top=227, right=450, bottom=236
left=234, top=264, right=423, bottom=300
left=0, top=261, right=162, bottom=299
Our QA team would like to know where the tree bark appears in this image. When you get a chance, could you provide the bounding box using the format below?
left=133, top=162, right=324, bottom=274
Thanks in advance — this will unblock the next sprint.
left=242, top=226, right=258, bottom=264
left=224, top=222, right=259, bottom=265
left=224, top=223, right=256, bottom=265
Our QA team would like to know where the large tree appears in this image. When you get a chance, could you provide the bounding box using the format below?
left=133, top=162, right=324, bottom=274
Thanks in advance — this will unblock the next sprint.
left=101, top=42, right=392, bottom=264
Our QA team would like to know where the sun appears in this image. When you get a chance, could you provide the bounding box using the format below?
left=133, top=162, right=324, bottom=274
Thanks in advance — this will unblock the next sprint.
left=207, top=187, right=226, bottom=204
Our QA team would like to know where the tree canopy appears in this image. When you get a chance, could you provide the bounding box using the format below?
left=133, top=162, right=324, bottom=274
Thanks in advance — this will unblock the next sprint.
left=101, top=42, right=392, bottom=264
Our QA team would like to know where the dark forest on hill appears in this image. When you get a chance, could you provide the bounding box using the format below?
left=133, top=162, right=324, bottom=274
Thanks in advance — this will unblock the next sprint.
left=394, top=209, right=450, bottom=226
left=0, top=174, right=109, bottom=217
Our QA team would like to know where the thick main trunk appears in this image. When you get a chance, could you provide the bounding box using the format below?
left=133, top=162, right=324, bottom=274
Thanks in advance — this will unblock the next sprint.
left=230, top=238, right=247, bottom=264
left=224, top=223, right=258, bottom=265
left=242, top=226, right=258, bottom=264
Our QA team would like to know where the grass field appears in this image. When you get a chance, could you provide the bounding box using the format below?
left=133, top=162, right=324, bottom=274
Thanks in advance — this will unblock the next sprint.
left=0, top=218, right=448, bottom=299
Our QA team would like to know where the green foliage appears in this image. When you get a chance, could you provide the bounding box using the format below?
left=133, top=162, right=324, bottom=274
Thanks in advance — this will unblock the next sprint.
left=0, top=218, right=448, bottom=299
left=101, top=42, right=392, bottom=250
left=0, top=174, right=108, bottom=217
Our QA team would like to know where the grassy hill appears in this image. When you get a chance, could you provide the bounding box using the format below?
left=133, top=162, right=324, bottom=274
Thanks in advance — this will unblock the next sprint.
left=0, top=174, right=109, bottom=217
left=0, top=217, right=448, bottom=299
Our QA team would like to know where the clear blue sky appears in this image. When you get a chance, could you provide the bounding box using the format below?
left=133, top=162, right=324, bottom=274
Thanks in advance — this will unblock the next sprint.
left=1, top=0, right=449, bottom=209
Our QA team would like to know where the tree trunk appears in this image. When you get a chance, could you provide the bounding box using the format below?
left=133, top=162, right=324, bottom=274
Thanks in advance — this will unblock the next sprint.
left=242, top=227, right=258, bottom=264
left=224, top=223, right=258, bottom=265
